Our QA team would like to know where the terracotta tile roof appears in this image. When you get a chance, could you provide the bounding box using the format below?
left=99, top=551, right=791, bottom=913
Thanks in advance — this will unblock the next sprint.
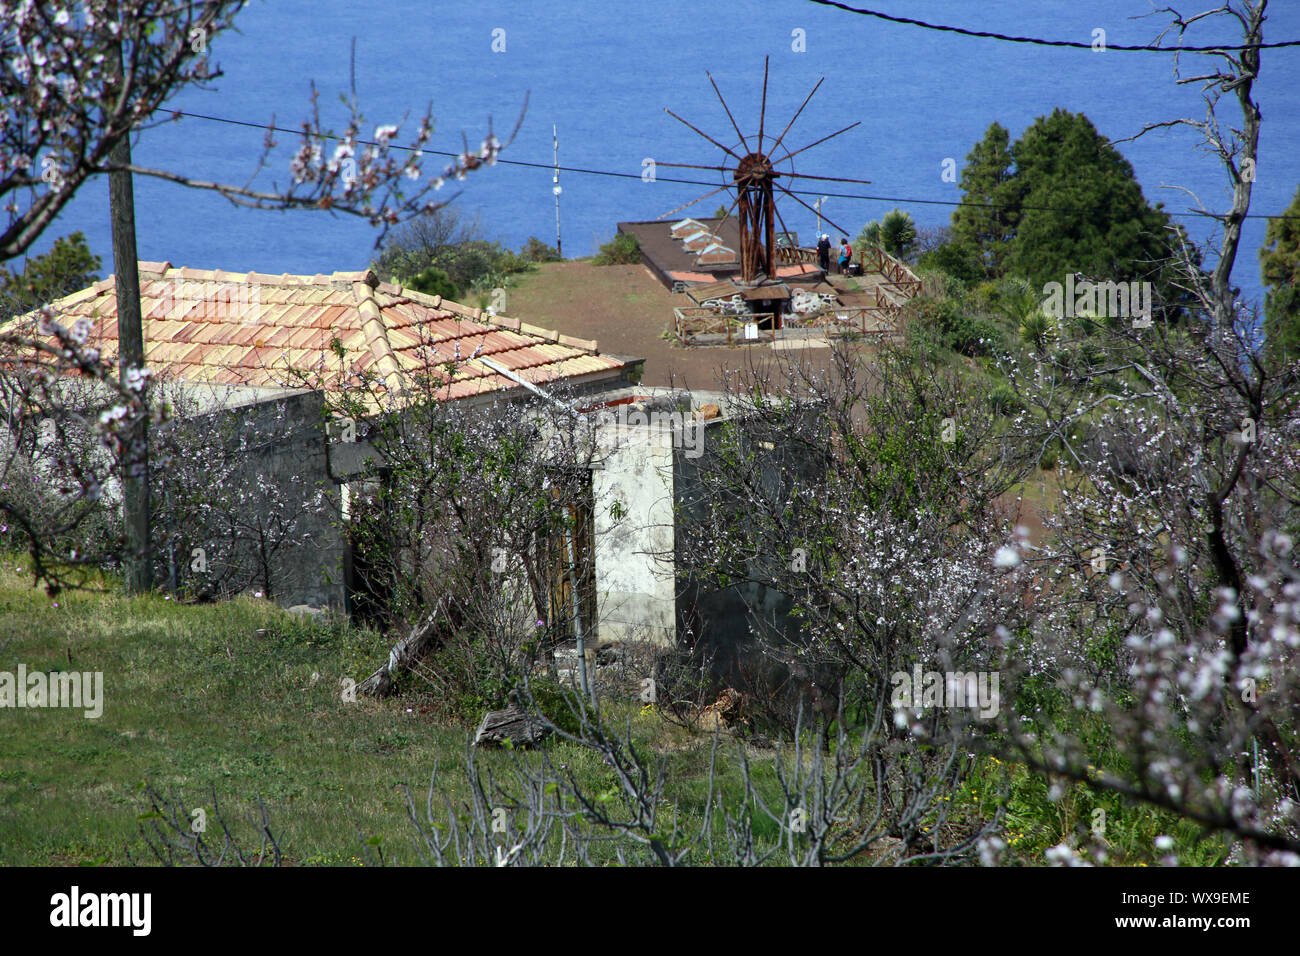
left=36, top=263, right=630, bottom=403
left=667, top=270, right=720, bottom=284
left=775, top=263, right=821, bottom=279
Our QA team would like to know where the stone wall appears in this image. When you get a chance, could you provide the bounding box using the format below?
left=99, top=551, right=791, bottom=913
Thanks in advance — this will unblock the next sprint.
left=672, top=405, right=819, bottom=681
left=170, top=388, right=346, bottom=610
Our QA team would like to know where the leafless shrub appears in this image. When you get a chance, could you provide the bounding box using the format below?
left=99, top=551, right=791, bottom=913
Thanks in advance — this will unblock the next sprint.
left=128, top=783, right=281, bottom=867
left=393, top=680, right=1007, bottom=866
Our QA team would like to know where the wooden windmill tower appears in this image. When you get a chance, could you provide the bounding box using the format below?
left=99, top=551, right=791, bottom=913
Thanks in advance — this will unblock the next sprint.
left=658, top=57, right=872, bottom=287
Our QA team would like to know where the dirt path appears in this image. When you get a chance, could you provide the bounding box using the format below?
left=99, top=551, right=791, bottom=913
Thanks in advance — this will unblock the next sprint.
left=506, top=260, right=845, bottom=391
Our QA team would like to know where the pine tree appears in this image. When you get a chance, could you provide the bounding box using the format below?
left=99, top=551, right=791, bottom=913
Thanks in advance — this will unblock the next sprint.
left=950, top=122, right=1014, bottom=277
left=1259, top=183, right=1300, bottom=368
left=407, top=265, right=458, bottom=301
left=1002, top=109, right=1182, bottom=300
left=0, top=232, right=101, bottom=320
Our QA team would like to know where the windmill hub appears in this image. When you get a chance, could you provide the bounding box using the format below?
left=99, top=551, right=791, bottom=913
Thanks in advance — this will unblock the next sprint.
left=734, top=152, right=776, bottom=184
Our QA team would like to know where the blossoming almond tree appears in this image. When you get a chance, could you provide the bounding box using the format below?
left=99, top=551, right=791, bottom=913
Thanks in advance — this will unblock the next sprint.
left=311, top=341, right=613, bottom=704
left=990, top=0, right=1300, bottom=864
left=1, top=0, right=515, bottom=257
left=0, top=307, right=150, bottom=592
left=669, top=340, right=1040, bottom=859
left=148, top=381, right=333, bottom=602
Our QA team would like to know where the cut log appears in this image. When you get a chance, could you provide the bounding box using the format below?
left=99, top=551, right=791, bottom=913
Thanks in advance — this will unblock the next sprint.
left=473, top=691, right=551, bottom=748
left=356, top=608, right=443, bottom=698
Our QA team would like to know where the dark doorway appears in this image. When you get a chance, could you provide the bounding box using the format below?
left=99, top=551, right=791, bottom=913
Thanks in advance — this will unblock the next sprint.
left=544, top=470, right=596, bottom=641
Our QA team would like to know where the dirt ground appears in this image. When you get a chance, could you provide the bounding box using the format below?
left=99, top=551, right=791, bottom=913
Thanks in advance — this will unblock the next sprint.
left=505, top=260, right=848, bottom=391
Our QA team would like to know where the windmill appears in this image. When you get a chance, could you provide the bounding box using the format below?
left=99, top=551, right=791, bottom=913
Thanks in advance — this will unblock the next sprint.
left=658, top=56, right=872, bottom=286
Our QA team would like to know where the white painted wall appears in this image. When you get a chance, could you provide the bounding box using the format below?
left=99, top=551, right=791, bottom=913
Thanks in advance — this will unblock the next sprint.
left=591, top=420, right=677, bottom=647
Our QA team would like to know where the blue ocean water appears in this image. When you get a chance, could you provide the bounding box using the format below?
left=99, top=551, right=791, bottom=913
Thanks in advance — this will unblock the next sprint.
left=25, top=0, right=1300, bottom=311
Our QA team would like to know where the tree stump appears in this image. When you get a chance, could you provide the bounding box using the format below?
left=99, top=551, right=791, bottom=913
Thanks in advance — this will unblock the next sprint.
left=356, top=609, right=442, bottom=698
left=473, top=691, right=551, bottom=748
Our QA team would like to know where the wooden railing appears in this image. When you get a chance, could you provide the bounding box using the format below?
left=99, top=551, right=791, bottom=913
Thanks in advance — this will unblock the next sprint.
left=869, top=290, right=906, bottom=332
left=673, top=305, right=901, bottom=346
left=772, top=245, right=922, bottom=300
left=774, top=246, right=819, bottom=265
left=673, top=308, right=779, bottom=346
left=670, top=244, right=919, bottom=346
left=864, top=247, right=923, bottom=299
left=782, top=306, right=903, bottom=337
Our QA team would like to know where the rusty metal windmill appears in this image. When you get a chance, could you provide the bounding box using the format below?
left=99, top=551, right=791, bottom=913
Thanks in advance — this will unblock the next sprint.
left=658, top=56, right=872, bottom=286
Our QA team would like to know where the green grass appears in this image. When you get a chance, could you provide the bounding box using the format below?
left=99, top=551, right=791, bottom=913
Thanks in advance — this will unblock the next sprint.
left=956, top=755, right=1229, bottom=866
left=0, top=555, right=1233, bottom=866
left=0, top=560, right=445, bottom=864
left=0, top=558, right=787, bottom=865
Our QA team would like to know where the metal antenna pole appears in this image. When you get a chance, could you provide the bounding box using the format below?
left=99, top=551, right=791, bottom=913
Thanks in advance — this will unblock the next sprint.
left=552, top=124, right=563, bottom=257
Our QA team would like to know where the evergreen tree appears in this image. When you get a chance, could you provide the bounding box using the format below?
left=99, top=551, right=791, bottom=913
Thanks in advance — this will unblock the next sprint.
left=950, top=122, right=1014, bottom=277
left=916, top=241, right=985, bottom=284
left=1259, top=183, right=1300, bottom=368
left=0, top=231, right=101, bottom=320
left=407, top=265, right=458, bottom=301
left=1002, top=109, right=1183, bottom=300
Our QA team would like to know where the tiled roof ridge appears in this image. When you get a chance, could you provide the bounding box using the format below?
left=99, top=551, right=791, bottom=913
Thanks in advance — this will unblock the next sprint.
left=350, top=276, right=406, bottom=397
left=48, top=263, right=376, bottom=311
left=133, top=262, right=374, bottom=287
left=63, top=265, right=601, bottom=356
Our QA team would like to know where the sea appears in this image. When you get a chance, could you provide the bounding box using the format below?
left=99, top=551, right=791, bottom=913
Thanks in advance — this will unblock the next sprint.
left=22, top=0, right=1300, bottom=311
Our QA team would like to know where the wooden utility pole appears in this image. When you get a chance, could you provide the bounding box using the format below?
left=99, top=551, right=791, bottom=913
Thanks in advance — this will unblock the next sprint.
left=109, top=41, right=151, bottom=594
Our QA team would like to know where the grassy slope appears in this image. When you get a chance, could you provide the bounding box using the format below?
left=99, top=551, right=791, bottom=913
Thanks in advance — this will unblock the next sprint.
left=0, top=561, right=771, bottom=865
left=0, top=563, right=453, bottom=864
left=0, top=481, right=1220, bottom=864
left=0, top=529, right=1221, bottom=867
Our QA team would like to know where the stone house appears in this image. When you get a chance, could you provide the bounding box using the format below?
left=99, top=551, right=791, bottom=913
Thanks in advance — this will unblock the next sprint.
left=41, top=262, right=777, bottom=653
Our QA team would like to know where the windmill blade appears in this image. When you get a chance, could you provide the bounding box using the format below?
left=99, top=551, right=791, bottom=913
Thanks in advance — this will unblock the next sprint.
left=779, top=171, right=874, bottom=185
left=654, top=161, right=737, bottom=174
left=664, top=108, right=743, bottom=161
left=656, top=184, right=730, bottom=221
left=706, top=71, right=751, bottom=155
left=756, top=55, right=770, bottom=154
left=766, top=77, right=824, bottom=158
left=776, top=182, right=856, bottom=240
left=773, top=121, right=862, bottom=166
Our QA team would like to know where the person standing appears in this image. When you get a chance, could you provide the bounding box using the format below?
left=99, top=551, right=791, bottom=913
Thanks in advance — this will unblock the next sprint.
left=816, top=233, right=831, bottom=273
left=838, top=238, right=852, bottom=275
